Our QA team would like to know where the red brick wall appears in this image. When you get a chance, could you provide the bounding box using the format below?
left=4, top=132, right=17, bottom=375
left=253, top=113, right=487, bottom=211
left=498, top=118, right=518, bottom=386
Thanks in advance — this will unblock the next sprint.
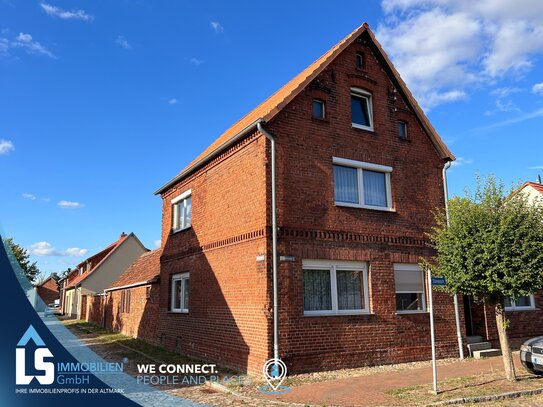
left=104, top=284, right=160, bottom=343
left=87, top=295, right=105, bottom=326
left=157, top=31, right=462, bottom=374
left=37, top=278, right=59, bottom=307
left=80, top=294, right=88, bottom=321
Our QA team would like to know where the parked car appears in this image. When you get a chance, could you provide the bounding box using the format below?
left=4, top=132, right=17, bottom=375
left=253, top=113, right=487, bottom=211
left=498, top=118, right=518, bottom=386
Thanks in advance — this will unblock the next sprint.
left=44, top=303, right=60, bottom=317
left=520, top=336, right=543, bottom=375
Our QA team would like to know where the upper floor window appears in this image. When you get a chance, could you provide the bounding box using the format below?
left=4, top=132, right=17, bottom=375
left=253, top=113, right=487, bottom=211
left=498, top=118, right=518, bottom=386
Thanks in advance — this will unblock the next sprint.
left=398, top=121, right=408, bottom=139
left=332, top=157, right=393, bottom=211
left=505, top=295, right=535, bottom=311
left=312, top=99, right=325, bottom=119
left=171, top=272, right=189, bottom=313
left=394, top=264, right=426, bottom=313
left=356, top=52, right=365, bottom=69
left=303, top=260, right=369, bottom=316
left=171, top=189, right=192, bottom=232
left=351, top=88, right=373, bottom=131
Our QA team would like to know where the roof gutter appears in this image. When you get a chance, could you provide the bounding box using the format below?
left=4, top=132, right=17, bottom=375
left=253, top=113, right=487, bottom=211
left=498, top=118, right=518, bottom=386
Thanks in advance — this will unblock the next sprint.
left=442, top=159, right=464, bottom=360
left=104, top=277, right=158, bottom=292
left=154, top=119, right=265, bottom=195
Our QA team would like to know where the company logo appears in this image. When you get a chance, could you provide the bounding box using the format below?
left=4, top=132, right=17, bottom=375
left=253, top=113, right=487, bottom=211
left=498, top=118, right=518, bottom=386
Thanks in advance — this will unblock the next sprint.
left=258, top=358, right=291, bottom=394
left=16, top=325, right=54, bottom=385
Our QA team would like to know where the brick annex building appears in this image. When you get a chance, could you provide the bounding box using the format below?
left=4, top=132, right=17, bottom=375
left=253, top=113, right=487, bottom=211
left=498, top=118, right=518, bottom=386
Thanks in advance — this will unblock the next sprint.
left=85, top=23, right=543, bottom=374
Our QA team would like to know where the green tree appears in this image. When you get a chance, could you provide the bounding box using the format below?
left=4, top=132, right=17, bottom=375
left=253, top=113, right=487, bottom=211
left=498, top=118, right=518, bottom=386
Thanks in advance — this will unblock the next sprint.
left=425, top=175, right=543, bottom=381
left=5, top=238, right=40, bottom=283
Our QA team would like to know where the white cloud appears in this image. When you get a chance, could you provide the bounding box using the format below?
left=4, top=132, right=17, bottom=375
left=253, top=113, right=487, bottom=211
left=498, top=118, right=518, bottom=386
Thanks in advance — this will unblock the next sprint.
left=168, top=98, right=178, bottom=105
left=115, top=35, right=131, bottom=50
left=378, top=0, right=543, bottom=109
left=57, top=200, right=84, bottom=209
left=22, top=193, right=36, bottom=200
left=153, top=239, right=161, bottom=248
left=450, top=156, right=473, bottom=168
left=528, top=165, right=543, bottom=170
left=28, top=241, right=88, bottom=257
left=189, top=57, right=203, bottom=65
left=10, top=32, right=55, bottom=58
left=0, top=139, right=14, bottom=154
left=490, top=87, right=522, bottom=98
left=40, top=3, right=93, bottom=21
left=532, top=83, right=543, bottom=95
left=210, top=21, right=224, bottom=33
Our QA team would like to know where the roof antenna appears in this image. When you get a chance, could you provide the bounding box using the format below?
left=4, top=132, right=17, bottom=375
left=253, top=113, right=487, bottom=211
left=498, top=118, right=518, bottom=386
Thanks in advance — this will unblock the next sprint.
left=538, top=174, right=542, bottom=184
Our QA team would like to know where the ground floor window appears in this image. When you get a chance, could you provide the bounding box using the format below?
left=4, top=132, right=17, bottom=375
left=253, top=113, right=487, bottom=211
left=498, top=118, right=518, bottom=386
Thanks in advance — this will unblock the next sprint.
left=505, top=295, right=535, bottom=311
left=394, top=263, right=426, bottom=313
left=171, top=272, right=189, bottom=313
left=302, top=260, right=369, bottom=315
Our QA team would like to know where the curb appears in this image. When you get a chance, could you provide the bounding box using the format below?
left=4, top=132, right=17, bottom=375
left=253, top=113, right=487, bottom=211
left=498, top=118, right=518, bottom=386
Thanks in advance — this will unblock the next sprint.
left=427, top=387, right=543, bottom=406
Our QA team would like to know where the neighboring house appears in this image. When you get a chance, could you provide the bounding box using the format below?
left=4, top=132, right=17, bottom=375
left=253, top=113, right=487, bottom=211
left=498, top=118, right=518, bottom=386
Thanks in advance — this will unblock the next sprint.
left=27, top=273, right=59, bottom=312
left=152, top=22, right=463, bottom=374
left=62, top=233, right=147, bottom=319
left=467, top=180, right=543, bottom=349
left=101, top=249, right=161, bottom=343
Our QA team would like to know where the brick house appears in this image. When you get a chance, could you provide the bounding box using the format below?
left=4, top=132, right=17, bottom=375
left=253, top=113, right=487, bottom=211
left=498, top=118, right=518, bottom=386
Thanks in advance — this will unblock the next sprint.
left=62, top=232, right=147, bottom=319
left=100, top=249, right=161, bottom=343
left=152, top=22, right=465, bottom=374
left=466, top=181, right=543, bottom=350
left=27, top=273, right=59, bottom=312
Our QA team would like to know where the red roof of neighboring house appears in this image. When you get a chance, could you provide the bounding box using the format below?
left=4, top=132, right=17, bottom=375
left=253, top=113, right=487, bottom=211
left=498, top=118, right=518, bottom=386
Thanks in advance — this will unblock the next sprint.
left=107, top=249, right=161, bottom=290
left=65, top=233, right=131, bottom=289
left=155, top=22, right=454, bottom=194
left=524, top=181, right=543, bottom=194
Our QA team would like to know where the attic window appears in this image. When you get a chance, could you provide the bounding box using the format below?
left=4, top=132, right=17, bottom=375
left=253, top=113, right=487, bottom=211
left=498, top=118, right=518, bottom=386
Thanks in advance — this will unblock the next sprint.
left=398, top=121, right=408, bottom=139
left=356, top=52, right=365, bottom=70
left=312, top=100, right=325, bottom=119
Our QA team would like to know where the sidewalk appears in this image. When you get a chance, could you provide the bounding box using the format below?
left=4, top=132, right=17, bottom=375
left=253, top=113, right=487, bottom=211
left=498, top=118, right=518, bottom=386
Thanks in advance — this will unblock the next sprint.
left=257, top=356, right=535, bottom=406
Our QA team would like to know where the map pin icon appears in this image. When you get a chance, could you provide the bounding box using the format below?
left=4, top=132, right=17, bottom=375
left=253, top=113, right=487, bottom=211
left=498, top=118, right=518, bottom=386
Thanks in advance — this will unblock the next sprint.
left=263, top=358, right=287, bottom=392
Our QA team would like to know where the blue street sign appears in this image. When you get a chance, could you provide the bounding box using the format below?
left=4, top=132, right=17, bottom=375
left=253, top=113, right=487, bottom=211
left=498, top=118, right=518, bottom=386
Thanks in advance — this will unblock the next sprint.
left=431, top=277, right=447, bottom=286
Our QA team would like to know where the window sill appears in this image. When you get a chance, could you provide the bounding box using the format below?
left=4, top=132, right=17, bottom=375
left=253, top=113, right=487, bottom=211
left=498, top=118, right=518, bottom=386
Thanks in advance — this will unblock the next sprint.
left=335, top=202, right=396, bottom=212
left=168, top=310, right=189, bottom=314
left=352, top=123, right=374, bottom=132
left=304, top=311, right=372, bottom=317
left=505, top=308, right=537, bottom=312
left=171, top=226, right=192, bottom=235
left=312, top=116, right=329, bottom=124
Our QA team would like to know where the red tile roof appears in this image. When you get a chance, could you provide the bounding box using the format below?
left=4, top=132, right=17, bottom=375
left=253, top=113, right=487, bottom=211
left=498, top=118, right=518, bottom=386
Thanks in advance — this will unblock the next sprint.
left=65, top=233, right=130, bottom=289
left=156, top=22, right=454, bottom=194
left=107, top=249, right=161, bottom=290
left=525, top=181, right=543, bottom=194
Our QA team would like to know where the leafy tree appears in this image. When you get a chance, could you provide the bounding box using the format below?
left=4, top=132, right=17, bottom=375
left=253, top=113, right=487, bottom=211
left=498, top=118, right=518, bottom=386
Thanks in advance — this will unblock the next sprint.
left=5, top=237, right=40, bottom=283
left=425, top=175, right=543, bottom=381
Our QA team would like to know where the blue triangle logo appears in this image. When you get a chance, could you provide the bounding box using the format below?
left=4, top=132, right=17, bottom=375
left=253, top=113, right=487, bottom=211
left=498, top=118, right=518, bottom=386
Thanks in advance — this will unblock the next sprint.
left=17, top=325, right=45, bottom=347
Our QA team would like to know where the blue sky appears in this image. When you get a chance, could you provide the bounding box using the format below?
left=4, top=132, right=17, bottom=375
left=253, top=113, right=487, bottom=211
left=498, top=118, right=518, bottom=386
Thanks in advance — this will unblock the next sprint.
left=1, top=0, right=542, bottom=276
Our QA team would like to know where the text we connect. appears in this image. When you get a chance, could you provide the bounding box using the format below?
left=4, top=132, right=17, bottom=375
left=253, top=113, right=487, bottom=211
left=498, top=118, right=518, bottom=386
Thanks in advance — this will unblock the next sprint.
left=137, top=364, right=218, bottom=374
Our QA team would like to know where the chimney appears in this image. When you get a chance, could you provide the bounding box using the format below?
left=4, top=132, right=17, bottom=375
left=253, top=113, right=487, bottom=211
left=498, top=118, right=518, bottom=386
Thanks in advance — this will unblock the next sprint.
left=120, top=232, right=127, bottom=240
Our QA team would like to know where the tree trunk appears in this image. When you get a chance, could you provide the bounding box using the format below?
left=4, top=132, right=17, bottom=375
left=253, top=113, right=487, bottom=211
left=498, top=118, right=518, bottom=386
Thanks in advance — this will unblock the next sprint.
left=495, top=301, right=516, bottom=382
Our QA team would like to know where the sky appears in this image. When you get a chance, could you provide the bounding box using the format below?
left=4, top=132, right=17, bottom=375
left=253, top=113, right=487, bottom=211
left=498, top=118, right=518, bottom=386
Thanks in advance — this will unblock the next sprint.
left=1, top=0, right=542, bottom=276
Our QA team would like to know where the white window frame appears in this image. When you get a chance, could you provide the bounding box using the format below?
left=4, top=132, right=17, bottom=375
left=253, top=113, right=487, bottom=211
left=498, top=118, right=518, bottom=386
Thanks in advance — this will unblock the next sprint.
left=312, top=99, right=325, bottom=119
left=505, top=295, right=535, bottom=311
left=394, top=263, right=427, bottom=314
left=351, top=88, right=373, bottom=131
left=302, top=259, right=370, bottom=316
left=171, top=189, right=192, bottom=232
left=332, top=157, right=393, bottom=211
left=171, top=272, right=189, bottom=313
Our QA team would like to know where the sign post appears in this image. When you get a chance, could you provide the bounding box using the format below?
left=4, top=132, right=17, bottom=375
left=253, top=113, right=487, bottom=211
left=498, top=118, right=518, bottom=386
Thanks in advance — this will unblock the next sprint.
left=428, top=273, right=446, bottom=395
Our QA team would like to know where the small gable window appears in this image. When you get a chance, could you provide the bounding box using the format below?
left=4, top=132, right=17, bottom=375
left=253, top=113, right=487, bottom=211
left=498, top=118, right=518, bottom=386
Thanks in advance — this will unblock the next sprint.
left=312, top=99, right=325, bottom=119
left=398, top=121, right=408, bottom=139
left=356, top=52, right=365, bottom=69
left=351, top=88, right=373, bottom=131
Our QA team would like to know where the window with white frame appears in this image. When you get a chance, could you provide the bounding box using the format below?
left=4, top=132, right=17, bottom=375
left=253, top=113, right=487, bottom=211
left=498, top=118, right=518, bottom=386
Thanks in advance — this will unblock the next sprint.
left=505, top=295, right=535, bottom=311
left=333, top=157, right=393, bottom=210
left=302, top=260, right=369, bottom=315
left=171, top=190, right=192, bottom=232
left=351, top=88, right=373, bottom=131
left=171, top=273, right=189, bottom=313
left=394, top=264, right=426, bottom=313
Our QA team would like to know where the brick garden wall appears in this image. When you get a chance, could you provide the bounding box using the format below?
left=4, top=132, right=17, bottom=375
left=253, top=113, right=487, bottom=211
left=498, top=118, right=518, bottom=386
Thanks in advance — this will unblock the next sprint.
left=86, top=294, right=105, bottom=326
